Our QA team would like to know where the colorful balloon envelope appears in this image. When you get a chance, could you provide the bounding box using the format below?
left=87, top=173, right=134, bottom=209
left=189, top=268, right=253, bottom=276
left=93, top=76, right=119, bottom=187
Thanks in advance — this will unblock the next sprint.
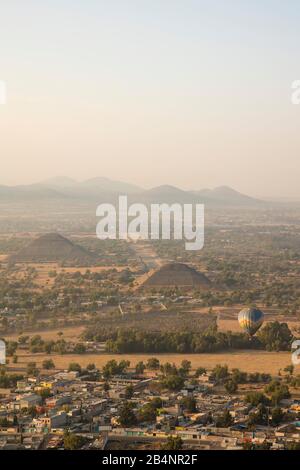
left=238, top=307, right=264, bottom=337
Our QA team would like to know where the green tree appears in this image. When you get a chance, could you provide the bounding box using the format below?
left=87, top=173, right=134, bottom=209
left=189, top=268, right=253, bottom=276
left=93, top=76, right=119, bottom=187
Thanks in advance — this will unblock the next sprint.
left=215, top=410, right=233, bottom=428
left=125, top=384, right=134, bottom=399
left=231, top=368, right=248, bottom=384
left=138, top=398, right=162, bottom=423
left=6, top=341, right=18, bottom=357
left=102, top=360, right=130, bottom=379
left=247, top=403, right=268, bottom=426
left=284, top=364, right=294, bottom=375
left=146, top=357, right=160, bottom=370
left=27, top=362, right=39, bottom=376
left=225, top=379, right=238, bottom=394
left=18, top=336, right=29, bottom=345
left=195, top=367, right=206, bottom=377
left=118, top=401, right=136, bottom=427
left=38, top=388, right=51, bottom=402
left=42, top=359, right=55, bottom=370
left=161, top=436, right=183, bottom=450
left=180, top=360, right=191, bottom=374
left=135, top=361, right=145, bottom=375
left=257, top=322, right=292, bottom=351
left=64, top=431, right=85, bottom=450
left=180, top=396, right=197, bottom=412
left=103, top=381, right=110, bottom=392
left=68, top=362, right=82, bottom=373
left=264, top=380, right=290, bottom=406
left=271, top=407, right=284, bottom=426
left=73, top=343, right=86, bottom=354
left=286, top=442, right=300, bottom=450
left=210, top=364, right=229, bottom=381
left=245, top=391, right=267, bottom=406
left=161, top=374, right=184, bottom=391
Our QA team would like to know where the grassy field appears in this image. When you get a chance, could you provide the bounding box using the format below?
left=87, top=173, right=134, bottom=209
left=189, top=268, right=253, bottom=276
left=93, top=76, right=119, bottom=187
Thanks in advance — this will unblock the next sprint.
left=7, top=350, right=297, bottom=375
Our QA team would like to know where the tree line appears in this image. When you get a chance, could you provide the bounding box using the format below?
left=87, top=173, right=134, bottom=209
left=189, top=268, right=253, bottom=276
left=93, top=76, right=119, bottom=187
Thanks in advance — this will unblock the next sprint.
left=103, top=322, right=293, bottom=354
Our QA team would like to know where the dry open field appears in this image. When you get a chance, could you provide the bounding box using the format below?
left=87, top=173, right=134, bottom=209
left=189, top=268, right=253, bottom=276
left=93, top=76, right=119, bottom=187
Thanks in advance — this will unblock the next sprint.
left=4, top=325, right=85, bottom=342
left=7, top=350, right=298, bottom=376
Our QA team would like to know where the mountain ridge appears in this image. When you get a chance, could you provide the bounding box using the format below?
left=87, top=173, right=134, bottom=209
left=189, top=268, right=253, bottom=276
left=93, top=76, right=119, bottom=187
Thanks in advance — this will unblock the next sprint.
left=0, top=178, right=263, bottom=206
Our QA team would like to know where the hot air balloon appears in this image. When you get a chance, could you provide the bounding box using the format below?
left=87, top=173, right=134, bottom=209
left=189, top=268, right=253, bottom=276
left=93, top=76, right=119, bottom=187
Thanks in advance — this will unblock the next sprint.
left=238, top=307, right=264, bottom=337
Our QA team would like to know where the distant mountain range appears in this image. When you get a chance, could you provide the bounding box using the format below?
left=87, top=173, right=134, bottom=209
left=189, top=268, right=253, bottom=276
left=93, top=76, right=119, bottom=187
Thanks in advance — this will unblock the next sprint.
left=0, top=177, right=263, bottom=206
left=41, top=176, right=143, bottom=194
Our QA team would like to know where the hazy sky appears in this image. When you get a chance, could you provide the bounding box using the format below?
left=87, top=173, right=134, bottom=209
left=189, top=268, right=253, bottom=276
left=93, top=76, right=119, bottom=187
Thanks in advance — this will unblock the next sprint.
left=0, top=0, right=300, bottom=197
